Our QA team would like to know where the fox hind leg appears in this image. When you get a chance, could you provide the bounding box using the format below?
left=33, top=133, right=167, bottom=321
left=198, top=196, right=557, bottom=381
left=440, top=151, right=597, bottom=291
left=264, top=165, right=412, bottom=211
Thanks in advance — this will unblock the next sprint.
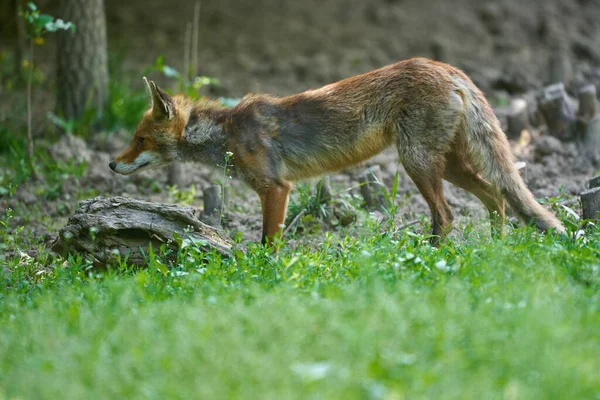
left=444, top=152, right=505, bottom=238
left=403, top=160, right=454, bottom=246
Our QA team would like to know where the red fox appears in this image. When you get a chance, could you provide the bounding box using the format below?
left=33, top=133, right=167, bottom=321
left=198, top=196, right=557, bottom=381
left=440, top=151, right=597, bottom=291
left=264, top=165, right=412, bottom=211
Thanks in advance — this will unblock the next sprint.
left=110, top=57, right=565, bottom=245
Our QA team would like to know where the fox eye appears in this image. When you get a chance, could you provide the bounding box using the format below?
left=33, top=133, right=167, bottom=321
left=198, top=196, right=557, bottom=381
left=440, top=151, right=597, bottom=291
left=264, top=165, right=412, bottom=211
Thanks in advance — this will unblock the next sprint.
left=137, top=138, right=145, bottom=145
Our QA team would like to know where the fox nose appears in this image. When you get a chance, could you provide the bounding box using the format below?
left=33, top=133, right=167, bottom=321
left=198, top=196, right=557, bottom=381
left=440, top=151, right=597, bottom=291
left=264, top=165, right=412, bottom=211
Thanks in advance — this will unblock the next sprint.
left=109, top=161, right=116, bottom=171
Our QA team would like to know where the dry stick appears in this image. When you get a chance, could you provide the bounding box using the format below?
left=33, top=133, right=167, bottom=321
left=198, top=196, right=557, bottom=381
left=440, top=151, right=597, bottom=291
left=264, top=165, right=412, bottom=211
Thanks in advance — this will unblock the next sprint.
left=396, top=219, right=420, bottom=231
left=183, top=22, right=192, bottom=81
left=191, top=1, right=201, bottom=79
left=283, top=209, right=307, bottom=238
left=26, top=39, right=39, bottom=181
left=15, top=0, right=26, bottom=76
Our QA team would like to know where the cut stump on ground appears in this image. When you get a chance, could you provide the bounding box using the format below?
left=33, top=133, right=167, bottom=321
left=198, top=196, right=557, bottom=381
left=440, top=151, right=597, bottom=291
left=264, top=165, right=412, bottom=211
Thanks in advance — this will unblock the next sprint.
left=537, top=83, right=575, bottom=140
left=51, top=196, right=232, bottom=268
left=202, top=185, right=223, bottom=225
left=581, top=187, right=600, bottom=220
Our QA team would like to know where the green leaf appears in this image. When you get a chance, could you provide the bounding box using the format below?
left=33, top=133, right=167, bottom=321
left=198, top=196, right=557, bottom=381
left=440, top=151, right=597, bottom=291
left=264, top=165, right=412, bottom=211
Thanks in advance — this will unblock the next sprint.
left=155, top=259, right=168, bottom=275
left=27, top=2, right=37, bottom=11
left=37, top=14, right=53, bottom=29
left=173, top=231, right=183, bottom=247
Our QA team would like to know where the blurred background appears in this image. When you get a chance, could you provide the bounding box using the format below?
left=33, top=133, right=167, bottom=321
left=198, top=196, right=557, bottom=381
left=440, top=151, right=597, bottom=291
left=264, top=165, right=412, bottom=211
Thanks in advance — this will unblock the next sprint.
left=2, top=0, right=600, bottom=100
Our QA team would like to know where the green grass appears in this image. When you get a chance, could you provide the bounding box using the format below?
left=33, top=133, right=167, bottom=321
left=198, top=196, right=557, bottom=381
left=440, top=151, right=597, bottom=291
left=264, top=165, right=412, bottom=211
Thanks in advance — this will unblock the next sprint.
left=1, top=223, right=599, bottom=399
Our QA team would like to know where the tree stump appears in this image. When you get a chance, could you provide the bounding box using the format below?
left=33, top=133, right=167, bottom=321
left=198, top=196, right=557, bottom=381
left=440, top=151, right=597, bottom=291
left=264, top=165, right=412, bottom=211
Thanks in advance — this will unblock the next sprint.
left=581, top=187, right=600, bottom=220
left=358, top=165, right=387, bottom=211
left=537, top=83, right=575, bottom=140
left=168, top=163, right=187, bottom=187
left=506, top=98, right=530, bottom=140
left=577, top=84, right=597, bottom=121
left=589, top=175, right=600, bottom=189
left=577, top=116, right=600, bottom=166
left=51, top=197, right=232, bottom=268
left=547, top=49, right=573, bottom=88
left=202, top=185, right=222, bottom=225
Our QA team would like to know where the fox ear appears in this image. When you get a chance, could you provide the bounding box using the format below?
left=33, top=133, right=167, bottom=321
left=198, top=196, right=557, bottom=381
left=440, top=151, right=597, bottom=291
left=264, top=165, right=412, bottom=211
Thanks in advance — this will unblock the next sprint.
left=142, top=76, right=174, bottom=120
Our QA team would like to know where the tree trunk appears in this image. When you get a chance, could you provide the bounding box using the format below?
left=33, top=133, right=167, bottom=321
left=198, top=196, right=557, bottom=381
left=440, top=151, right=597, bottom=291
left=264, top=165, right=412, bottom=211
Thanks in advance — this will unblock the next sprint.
left=56, top=0, right=108, bottom=122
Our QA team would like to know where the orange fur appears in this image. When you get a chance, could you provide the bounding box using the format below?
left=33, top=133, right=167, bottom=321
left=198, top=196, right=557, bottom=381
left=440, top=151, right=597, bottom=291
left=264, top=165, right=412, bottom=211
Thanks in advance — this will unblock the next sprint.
left=111, top=58, right=565, bottom=246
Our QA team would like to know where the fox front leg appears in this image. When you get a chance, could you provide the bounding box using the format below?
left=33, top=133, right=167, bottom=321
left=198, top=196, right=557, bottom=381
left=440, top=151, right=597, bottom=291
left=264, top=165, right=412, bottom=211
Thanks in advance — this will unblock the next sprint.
left=259, top=182, right=292, bottom=246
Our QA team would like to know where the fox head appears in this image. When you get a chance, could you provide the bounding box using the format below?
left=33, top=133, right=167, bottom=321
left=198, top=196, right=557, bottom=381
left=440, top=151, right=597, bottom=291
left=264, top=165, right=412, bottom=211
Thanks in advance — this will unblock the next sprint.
left=109, top=78, right=185, bottom=175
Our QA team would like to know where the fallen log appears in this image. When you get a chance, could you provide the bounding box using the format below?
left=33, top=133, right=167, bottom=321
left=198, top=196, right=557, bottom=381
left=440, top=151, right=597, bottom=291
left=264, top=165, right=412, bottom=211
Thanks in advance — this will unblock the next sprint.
left=52, top=196, right=232, bottom=268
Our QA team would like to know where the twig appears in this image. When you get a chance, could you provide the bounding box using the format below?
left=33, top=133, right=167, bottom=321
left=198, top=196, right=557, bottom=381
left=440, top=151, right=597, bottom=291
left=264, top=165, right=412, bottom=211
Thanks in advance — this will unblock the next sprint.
left=396, top=219, right=420, bottom=231
left=26, top=39, right=39, bottom=181
left=191, top=1, right=201, bottom=78
left=183, top=22, right=192, bottom=81
left=283, top=209, right=307, bottom=237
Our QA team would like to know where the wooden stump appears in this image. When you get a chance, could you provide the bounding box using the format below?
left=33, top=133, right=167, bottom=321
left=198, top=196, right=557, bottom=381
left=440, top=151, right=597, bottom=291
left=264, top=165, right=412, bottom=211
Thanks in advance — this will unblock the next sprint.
left=506, top=98, right=530, bottom=139
left=577, top=116, right=600, bottom=165
left=168, top=163, right=187, bottom=187
left=547, top=49, right=573, bottom=88
left=577, top=84, right=597, bottom=121
left=51, top=196, right=231, bottom=268
left=203, top=185, right=223, bottom=224
left=581, top=187, right=600, bottom=220
left=537, top=83, right=575, bottom=140
left=358, top=165, right=387, bottom=211
left=589, top=175, right=600, bottom=189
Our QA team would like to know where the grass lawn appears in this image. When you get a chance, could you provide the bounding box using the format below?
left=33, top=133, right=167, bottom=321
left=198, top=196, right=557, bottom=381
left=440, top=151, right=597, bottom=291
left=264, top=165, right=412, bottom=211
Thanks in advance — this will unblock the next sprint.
left=1, top=221, right=599, bottom=399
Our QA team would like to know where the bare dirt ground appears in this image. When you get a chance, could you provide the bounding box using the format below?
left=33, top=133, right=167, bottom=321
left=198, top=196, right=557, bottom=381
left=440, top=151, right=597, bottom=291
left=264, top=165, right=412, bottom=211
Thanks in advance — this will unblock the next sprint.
left=2, top=0, right=600, bottom=255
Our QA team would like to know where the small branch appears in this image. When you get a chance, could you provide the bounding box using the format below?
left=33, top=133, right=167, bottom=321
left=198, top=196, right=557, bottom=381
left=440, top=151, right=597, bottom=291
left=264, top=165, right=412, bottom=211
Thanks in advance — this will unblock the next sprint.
left=191, top=1, right=201, bottom=79
left=26, top=39, right=40, bottom=181
left=183, top=22, right=192, bottom=81
left=283, top=209, right=307, bottom=238
left=396, top=219, right=420, bottom=231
